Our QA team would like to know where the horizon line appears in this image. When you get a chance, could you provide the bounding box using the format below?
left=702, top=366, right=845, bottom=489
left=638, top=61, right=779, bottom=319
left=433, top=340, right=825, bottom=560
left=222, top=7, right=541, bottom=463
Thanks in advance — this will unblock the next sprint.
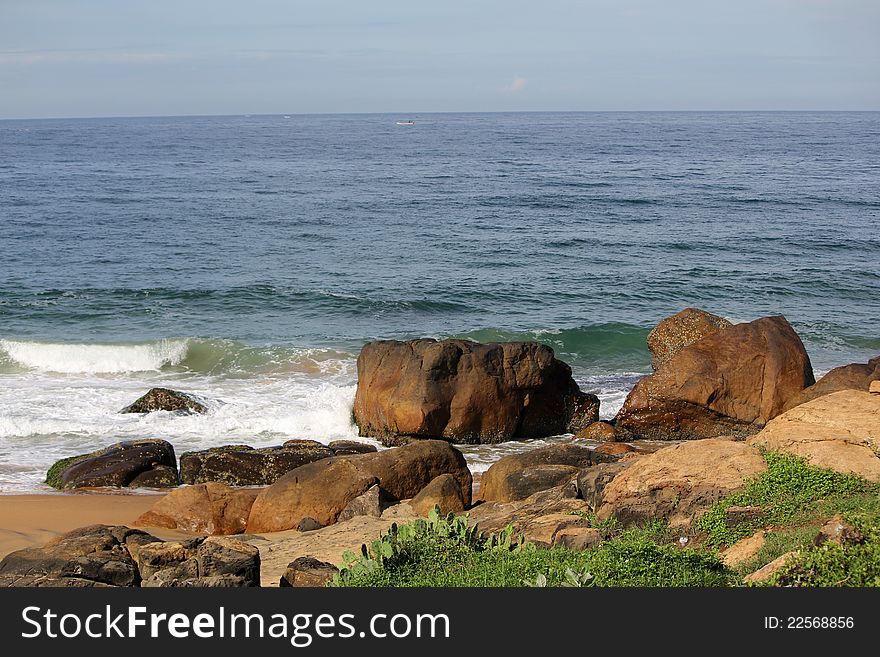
left=2, top=108, right=880, bottom=121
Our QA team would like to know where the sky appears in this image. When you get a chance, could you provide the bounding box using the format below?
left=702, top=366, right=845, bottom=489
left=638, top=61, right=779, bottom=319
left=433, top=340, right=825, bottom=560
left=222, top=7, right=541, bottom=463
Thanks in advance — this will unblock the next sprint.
left=1, top=0, right=878, bottom=118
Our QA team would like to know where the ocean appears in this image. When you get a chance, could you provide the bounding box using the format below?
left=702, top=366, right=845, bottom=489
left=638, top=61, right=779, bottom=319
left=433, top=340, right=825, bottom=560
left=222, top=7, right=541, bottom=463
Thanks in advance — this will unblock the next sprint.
left=1, top=111, right=878, bottom=492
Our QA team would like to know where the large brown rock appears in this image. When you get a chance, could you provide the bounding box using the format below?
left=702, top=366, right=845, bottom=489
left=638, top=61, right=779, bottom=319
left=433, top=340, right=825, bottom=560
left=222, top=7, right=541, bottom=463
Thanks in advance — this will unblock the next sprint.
left=246, top=440, right=472, bottom=532
left=468, top=484, right=590, bottom=539
left=180, top=442, right=334, bottom=486
left=647, top=307, right=732, bottom=371
left=782, top=356, right=880, bottom=412
left=615, top=315, right=814, bottom=440
left=0, top=525, right=159, bottom=587
left=747, top=390, right=880, bottom=482
left=596, top=439, right=767, bottom=528
left=478, top=444, right=595, bottom=503
left=135, top=483, right=261, bottom=535
left=410, top=473, right=467, bottom=516
left=353, top=339, right=599, bottom=445
left=46, top=439, right=179, bottom=490
left=121, top=387, right=208, bottom=414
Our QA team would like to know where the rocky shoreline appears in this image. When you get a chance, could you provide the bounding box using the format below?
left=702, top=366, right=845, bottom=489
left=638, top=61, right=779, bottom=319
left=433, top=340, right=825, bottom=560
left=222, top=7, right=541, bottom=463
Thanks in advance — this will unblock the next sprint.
left=2, top=307, right=878, bottom=587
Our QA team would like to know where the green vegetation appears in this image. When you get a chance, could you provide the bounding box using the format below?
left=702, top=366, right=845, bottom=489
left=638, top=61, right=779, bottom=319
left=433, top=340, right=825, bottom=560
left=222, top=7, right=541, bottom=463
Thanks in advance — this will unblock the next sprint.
left=329, top=508, right=733, bottom=588
left=329, top=453, right=880, bottom=588
left=45, top=454, right=87, bottom=489
left=696, top=451, right=869, bottom=548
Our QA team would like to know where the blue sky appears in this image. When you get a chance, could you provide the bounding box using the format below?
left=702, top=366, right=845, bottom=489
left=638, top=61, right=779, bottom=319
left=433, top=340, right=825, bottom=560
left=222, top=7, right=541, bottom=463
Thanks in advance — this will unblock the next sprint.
left=1, top=0, right=878, bottom=118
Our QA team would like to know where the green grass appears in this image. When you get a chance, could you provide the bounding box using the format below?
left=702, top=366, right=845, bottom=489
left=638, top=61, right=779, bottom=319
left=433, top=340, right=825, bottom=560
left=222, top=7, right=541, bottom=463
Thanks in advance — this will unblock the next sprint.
left=696, top=451, right=870, bottom=548
left=329, top=509, right=733, bottom=588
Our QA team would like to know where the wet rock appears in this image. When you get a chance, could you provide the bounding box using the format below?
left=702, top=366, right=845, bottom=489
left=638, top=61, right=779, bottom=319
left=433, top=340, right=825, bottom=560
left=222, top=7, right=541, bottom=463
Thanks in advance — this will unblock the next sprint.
left=180, top=443, right=334, bottom=486
left=46, top=439, right=178, bottom=490
left=353, top=339, right=599, bottom=445
left=121, top=387, right=208, bottom=414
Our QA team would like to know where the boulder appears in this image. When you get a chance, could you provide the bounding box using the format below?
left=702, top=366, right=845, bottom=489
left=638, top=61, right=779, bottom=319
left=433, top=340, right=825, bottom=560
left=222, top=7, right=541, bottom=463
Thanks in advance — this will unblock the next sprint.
left=615, top=315, right=814, bottom=440
left=127, top=465, right=180, bottom=488
left=478, top=444, right=596, bottom=503
left=468, top=484, right=590, bottom=539
left=337, top=484, right=391, bottom=522
left=135, top=483, right=260, bottom=535
left=137, top=536, right=260, bottom=587
left=46, top=439, right=179, bottom=490
left=812, top=515, right=865, bottom=547
left=782, top=356, right=880, bottom=411
left=353, top=339, right=599, bottom=445
left=0, top=525, right=158, bottom=587
left=180, top=443, right=334, bottom=486
left=596, top=439, right=767, bottom=528
left=246, top=440, right=471, bottom=532
left=591, top=442, right=637, bottom=459
left=121, top=387, right=208, bottom=414
left=553, top=527, right=603, bottom=550
left=410, top=473, right=468, bottom=516
left=747, top=390, right=880, bottom=481
left=577, top=461, right=630, bottom=512
left=573, top=421, right=622, bottom=442
left=520, top=513, right=594, bottom=547
left=647, top=307, right=732, bottom=371
left=327, top=440, right=379, bottom=456
left=280, top=556, right=339, bottom=587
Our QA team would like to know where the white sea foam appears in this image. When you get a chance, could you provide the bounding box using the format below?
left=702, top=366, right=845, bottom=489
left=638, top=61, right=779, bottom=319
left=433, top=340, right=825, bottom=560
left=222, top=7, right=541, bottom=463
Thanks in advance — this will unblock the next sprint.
left=0, top=339, right=189, bottom=374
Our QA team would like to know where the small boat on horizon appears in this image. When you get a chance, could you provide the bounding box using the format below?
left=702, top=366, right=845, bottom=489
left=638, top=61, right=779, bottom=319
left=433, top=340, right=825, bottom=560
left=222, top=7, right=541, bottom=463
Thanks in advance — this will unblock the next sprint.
left=396, top=120, right=415, bottom=125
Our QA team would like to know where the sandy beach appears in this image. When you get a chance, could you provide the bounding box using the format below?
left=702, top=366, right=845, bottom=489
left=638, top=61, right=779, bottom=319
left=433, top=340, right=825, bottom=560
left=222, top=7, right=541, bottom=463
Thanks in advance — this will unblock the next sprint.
left=0, top=492, right=189, bottom=559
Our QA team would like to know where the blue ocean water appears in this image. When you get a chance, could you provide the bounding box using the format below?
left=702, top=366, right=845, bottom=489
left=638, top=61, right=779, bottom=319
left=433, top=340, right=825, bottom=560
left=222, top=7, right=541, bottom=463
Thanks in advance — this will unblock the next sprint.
left=1, top=112, right=878, bottom=491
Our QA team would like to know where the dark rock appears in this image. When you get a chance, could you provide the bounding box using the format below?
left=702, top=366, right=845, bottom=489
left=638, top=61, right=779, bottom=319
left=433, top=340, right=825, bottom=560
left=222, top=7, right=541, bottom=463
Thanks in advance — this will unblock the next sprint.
left=410, top=473, right=467, bottom=516
left=297, top=517, right=324, bottom=532
left=353, top=339, right=599, bottom=445
left=246, top=440, right=472, bottom=532
left=46, top=439, right=178, bottom=490
left=127, top=465, right=180, bottom=488
left=121, top=387, right=208, bottom=414
left=180, top=443, right=334, bottom=486
left=724, top=505, right=766, bottom=529
left=647, top=308, right=732, bottom=371
left=615, top=315, right=814, bottom=441
left=137, top=536, right=260, bottom=587
left=279, top=556, right=339, bottom=587
left=577, top=462, right=629, bottom=511
left=0, top=524, right=158, bottom=588
left=328, top=440, right=379, bottom=456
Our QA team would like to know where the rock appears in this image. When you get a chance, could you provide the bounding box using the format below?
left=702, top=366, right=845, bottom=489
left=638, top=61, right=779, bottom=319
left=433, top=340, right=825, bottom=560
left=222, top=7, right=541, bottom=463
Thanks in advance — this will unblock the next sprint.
left=783, top=356, right=880, bottom=411
left=468, top=484, right=590, bottom=538
left=297, top=518, right=324, bottom=532
left=246, top=440, right=472, bottom=532
left=720, top=531, right=766, bottom=568
left=743, top=551, right=798, bottom=584
left=747, top=390, right=880, bottom=481
left=812, top=515, right=865, bottom=547
left=478, top=444, right=596, bottom=503
left=553, top=526, right=603, bottom=550
left=121, top=387, right=208, bottom=414
left=573, top=421, right=622, bottom=442
left=46, top=439, right=178, bottom=490
left=353, top=339, right=599, bottom=445
left=135, top=483, right=260, bottom=535
left=596, top=439, right=767, bottom=528
left=337, top=484, right=391, bottom=522
left=647, top=307, right=733, bottom=370
left=615, top=315, right=814, bottom=441
left=871, top=380, right=880, bottom=395
left=520, top=513, right=593, bottom=547
left=577, top=462, right=629, bottom=511
left=724, top=505, right=765, bottom=529
left=180, top=443, right=334, bottom=486
left=127, top=465, right=180, bottom=488
left=0, top=525, right=158, bottom=587
left=591, top=442, right=636, bottom=460
left=279, top=556, right=339, bottom=587
left=328, top=440, right=379, bottom=456
left=137, top=536, right=260, bottom=587
left=410, top=473, right=467, bottom=516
